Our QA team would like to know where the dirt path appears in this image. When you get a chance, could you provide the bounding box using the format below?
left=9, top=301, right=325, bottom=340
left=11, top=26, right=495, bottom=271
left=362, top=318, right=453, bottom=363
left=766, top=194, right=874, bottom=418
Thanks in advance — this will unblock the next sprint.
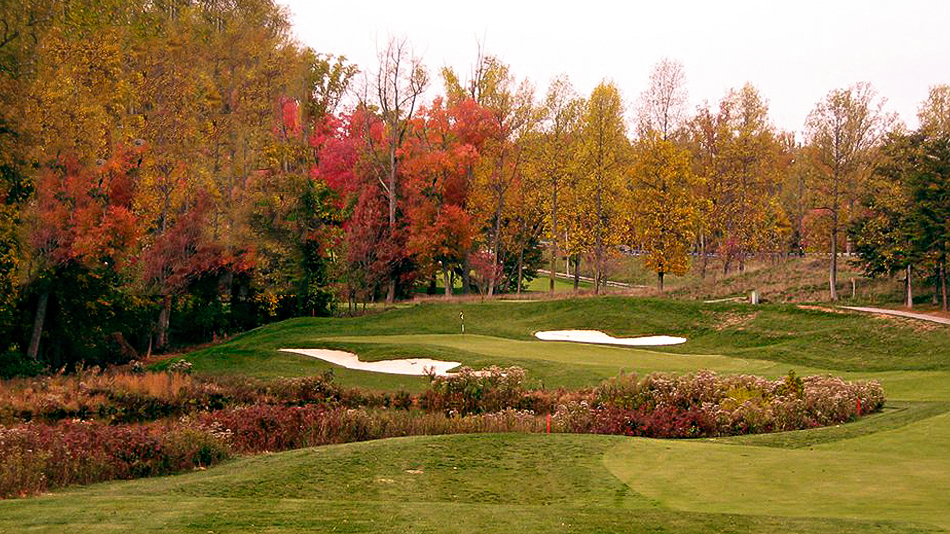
left=841, top=306, right=950, bottom=325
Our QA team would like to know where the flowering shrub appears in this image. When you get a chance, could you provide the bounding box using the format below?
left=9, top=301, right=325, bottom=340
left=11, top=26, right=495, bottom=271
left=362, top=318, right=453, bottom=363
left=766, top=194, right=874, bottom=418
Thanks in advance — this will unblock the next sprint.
left=0, top=367, right=885, bottom=499
left=0, top=369, right=387, bottom=424
left=167, top=359, right=193, bottom=374
left=0, top=420, right=228, bottom=498
left=575, top=370, right=885, bottom=437
left=421, top=366, right=527, bottom=415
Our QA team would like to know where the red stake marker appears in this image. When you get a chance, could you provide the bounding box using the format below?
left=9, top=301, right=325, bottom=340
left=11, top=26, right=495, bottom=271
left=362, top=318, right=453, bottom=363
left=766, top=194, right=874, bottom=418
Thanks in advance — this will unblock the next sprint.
left=546, top=413, right=551, bottom=434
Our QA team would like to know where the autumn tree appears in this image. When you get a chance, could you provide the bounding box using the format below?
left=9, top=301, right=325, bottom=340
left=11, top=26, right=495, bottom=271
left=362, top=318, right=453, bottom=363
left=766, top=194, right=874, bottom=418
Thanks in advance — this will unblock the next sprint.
left=717, top=85, right=790, bottom=271
left=315, top=107, right=406, bottom=307
left=402, top=97, right=491, bottom=296
left=242, top=52, right=354, bottom=317
left=684, top=104, right=721, bottom=278
left=574, top=81, right=628, bottom=294
left=24, top=144, right=145, bottom=364
left=636, top=58, right=688, bottom=140
left=446, top=52, right=535, bottom=295
left=0, top=0, right=59, bottom=354
left=357, top=37, right=428, bottom=303
left=918, top=85, right=950, bottom=135
left=524, top=75, right=584, bottom=292
left=805, top=83, right=890, bottom=301
left=629, top=134, right=699, bottom=290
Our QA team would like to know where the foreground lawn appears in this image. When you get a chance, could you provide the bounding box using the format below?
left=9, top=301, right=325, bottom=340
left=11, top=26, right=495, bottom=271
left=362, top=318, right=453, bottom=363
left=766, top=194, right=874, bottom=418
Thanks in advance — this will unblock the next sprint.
left=23, top=295, right=933, bottom=533
left=3, top=426, right=947, bottom=533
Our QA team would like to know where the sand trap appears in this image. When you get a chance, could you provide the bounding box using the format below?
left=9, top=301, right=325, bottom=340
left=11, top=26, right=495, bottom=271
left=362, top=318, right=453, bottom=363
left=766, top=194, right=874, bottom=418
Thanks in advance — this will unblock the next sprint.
left=279, top=348, right=461, bottom=376
left=534, top=330, right=686, bottom=346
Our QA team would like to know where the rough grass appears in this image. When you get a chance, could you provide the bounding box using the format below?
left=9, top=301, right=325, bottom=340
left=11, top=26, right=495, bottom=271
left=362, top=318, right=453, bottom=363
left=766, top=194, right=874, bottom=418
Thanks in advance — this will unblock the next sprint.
left=564, top=253, right=915, bottom=305
left=157, top=297, right=950, bottom=392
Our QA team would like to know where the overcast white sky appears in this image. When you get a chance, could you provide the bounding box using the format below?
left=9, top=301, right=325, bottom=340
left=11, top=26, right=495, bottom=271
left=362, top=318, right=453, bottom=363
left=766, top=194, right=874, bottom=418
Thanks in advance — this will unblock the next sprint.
left=279, top=0, right=950, bottom=134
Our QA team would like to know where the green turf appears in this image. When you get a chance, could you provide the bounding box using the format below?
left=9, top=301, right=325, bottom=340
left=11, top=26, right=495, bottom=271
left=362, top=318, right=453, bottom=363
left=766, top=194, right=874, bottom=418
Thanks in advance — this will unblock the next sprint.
left=2, top=433, right=944, bottom=533
left=15, top=295, right=950, bottom=533
left=158, top=297, right=950, bottom=390
left=524, top=274, right=594, bottom=292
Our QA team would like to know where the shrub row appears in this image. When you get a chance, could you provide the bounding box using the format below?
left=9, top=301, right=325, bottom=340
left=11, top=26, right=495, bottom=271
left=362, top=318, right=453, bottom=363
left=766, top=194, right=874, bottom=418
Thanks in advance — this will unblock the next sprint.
left=570, top=370, right=885, bottom=437
left=189, top=405, right=544, bottom=454
left=0, top=420, right=228, bottom=498
left=0, top=368, right=885, bottom=498
left=0, top=368, right=412, bottom=424
left=0, top=406, right=542, bottom=498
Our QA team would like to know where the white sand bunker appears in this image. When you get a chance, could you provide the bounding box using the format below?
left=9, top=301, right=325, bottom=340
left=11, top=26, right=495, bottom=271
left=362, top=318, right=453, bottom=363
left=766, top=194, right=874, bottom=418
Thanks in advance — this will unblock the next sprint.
left=534, top=330, right=686, bottom=346
left=279, top=348, right=461, bottom=376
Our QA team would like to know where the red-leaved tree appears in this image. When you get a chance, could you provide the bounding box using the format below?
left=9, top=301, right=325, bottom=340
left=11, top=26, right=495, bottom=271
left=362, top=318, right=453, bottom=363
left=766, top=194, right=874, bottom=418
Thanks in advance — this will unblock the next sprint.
left=26, top=144, right=146, bottom=361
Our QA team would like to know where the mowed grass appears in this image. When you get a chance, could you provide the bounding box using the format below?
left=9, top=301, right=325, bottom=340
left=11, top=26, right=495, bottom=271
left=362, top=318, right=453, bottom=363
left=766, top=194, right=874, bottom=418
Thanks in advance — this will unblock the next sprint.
left=3, top=431, right=947, bottom=533
left=160, top=296, right=950, bottom=391
left=12, top=296, right=949, bottom=533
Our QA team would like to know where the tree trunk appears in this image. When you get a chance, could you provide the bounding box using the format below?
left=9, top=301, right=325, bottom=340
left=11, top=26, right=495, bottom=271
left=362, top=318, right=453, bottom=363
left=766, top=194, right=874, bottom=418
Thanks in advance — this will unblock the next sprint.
left=573, top=255, right=580, bottom=292
left=517, top=246, right=524, bottom=295
left=462, top=253, right=471, bottom=294
left=549, top=243, right=557, bottom=293
left=444, top=267, right=452, bottom=297
left=657, top=271, right=665, bottom=291
left=941, top=256, right=948, bottom=312
left=829, top=221, right=839, bottom=301
left=27, top=291, right=50, bottom=362
left=593, top=249, right=601, bottom=295
left=387, top=147, right=398, bottom=305
left=157, top=296, right=171, bottom=351
left=905, top=264, right=913, bottom=309
left=489, top=192, right=505, bottom=297
left=386, top=279, right=396, bottom=304
left=933, top=268, right=939, bottom=306
left=700, top=233, right=708, bottom=280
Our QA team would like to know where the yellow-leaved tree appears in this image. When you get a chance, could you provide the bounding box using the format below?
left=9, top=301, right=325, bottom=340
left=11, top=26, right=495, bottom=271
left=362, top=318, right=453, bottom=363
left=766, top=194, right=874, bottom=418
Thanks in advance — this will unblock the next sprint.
left=523, top=74, right=584, bottom=292
left=574, top=81, right=628, bottom=294
left=629, top=134, right=700, bottom=290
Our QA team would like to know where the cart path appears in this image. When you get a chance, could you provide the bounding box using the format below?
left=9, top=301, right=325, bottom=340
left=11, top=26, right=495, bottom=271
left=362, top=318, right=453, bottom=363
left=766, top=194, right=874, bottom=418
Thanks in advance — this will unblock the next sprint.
left=841, top=306, right=950, bottom=325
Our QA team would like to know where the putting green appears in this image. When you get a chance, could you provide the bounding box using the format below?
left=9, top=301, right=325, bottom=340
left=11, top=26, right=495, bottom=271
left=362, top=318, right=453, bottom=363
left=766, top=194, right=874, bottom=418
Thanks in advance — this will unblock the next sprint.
left=299, top=334, right=950, bottom=401
left=604, top=410, right=950, bottom=530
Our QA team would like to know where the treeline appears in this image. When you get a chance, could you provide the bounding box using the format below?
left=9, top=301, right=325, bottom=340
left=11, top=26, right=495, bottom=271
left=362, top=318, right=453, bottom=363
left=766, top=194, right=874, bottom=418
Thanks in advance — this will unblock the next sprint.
left=1, top=0, right=948, bottom=375
left=1, top=0, right=355, bottom=374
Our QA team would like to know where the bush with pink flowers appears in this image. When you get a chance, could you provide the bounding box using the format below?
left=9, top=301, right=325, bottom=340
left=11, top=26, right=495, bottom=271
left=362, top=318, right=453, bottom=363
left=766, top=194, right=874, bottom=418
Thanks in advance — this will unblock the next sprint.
left=0, top=366, right=884, bottom=499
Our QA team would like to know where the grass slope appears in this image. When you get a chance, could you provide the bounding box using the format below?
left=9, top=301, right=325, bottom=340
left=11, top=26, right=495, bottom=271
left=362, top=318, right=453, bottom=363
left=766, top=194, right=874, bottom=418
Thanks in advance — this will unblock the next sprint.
left=161, top=297, right=950, bottom=391
left=14, top=295, right=948, bottom=533
left=1, top=433, right=944, bottom=533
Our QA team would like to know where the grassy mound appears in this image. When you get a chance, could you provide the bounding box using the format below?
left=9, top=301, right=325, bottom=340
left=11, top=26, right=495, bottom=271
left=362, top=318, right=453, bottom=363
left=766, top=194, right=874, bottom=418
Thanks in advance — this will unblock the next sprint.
left=6, top=295, right=946, bottom=533
left=163, top=297, right=950, bottom=391
left=2, top=430, right=947, bottom=533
